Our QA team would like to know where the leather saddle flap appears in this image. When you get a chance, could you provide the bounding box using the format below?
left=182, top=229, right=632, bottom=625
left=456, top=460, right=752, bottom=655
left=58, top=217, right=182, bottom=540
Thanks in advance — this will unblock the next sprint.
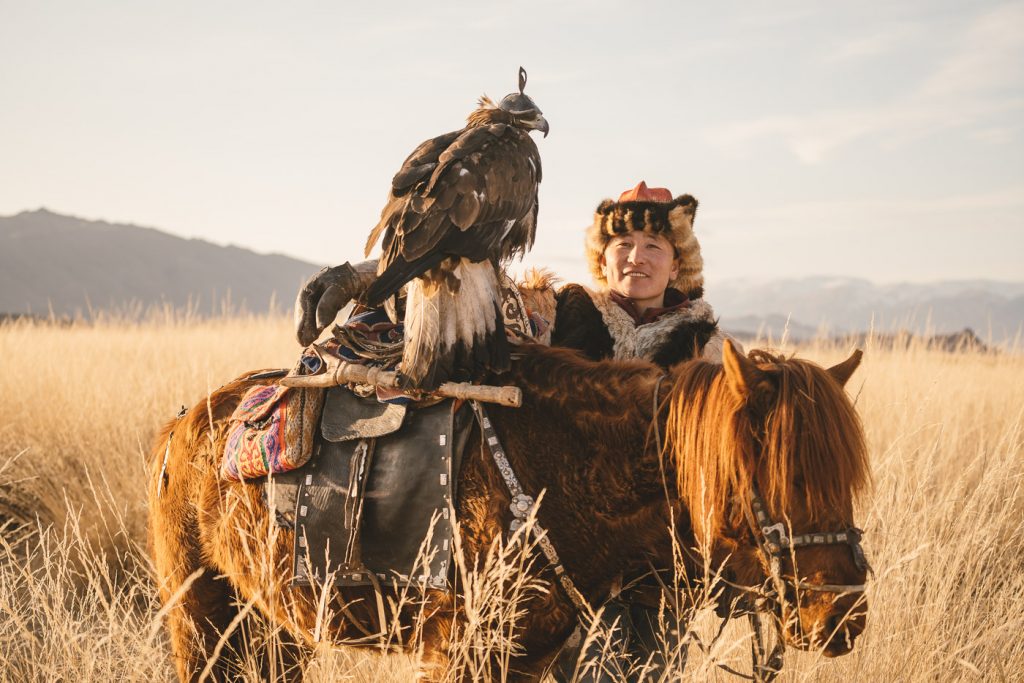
left=320, top=385, right=406, bottom=442
left=283, top=399, right=473, bottom=589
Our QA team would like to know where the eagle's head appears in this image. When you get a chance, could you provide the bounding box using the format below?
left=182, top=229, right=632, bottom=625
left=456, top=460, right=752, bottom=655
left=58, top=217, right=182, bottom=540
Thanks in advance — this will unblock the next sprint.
left=471, top=67, right=549, bottom=137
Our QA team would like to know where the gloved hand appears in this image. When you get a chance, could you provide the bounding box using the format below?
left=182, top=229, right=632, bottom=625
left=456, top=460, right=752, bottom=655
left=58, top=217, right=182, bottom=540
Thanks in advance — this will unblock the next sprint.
left=294, top=260, right=378, bottom=345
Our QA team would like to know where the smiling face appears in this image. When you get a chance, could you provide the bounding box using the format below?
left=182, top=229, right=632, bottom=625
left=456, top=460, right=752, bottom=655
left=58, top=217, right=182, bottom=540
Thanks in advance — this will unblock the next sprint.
left=601, top=230, right=680, bottom=313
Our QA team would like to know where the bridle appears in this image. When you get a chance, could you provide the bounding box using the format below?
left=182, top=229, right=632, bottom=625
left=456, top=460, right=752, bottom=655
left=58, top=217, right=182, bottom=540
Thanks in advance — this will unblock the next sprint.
left=685, top=489, right=868, bottom=682
left=666, top=485, right=873, bottom=682
left=649, top=373, right=872, bottom=602
left=744, top=489, right=872, bottom=598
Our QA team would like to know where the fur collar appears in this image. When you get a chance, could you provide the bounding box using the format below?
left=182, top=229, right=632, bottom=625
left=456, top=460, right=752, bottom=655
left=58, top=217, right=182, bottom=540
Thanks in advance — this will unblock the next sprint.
left=586, top=289, right=719, bottom=362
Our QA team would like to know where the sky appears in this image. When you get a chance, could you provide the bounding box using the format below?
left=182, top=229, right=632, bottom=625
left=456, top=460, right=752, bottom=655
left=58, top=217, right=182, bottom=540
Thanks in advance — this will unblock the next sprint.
left=1, top=0, right=1022, bottom=288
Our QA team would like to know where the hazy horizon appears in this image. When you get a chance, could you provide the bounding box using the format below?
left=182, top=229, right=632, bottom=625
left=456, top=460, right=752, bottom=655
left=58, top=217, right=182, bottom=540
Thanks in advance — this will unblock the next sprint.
left=7, top=205, right=1024, bottom=290
left=2, top=1, right=1022, bottom=285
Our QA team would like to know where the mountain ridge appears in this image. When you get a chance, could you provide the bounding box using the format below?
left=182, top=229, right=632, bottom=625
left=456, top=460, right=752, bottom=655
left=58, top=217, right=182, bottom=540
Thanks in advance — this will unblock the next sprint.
left=708, top=276, right=1024, bottom=340
left=0, top=208, right=323, bottom=316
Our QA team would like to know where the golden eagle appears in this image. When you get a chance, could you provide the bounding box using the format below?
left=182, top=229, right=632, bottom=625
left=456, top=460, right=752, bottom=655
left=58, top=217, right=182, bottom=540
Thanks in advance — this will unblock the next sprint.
left=362, top=67, right=547, bottom=389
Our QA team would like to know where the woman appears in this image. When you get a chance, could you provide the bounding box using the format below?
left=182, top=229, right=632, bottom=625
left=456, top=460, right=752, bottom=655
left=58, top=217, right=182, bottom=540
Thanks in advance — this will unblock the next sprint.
left=517, top=182, right=732, bottom=682
left=524, top=181, right=728, bottom=367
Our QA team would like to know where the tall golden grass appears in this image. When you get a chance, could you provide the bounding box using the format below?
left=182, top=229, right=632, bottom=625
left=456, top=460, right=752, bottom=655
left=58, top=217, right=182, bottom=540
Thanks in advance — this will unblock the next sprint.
left=1, top=314, right=1022, bottom=681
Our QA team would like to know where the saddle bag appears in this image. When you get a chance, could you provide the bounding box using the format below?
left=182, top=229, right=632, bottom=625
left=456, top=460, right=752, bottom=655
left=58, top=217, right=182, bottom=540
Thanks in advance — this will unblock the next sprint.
left=220, top=384, right=324, bottom=482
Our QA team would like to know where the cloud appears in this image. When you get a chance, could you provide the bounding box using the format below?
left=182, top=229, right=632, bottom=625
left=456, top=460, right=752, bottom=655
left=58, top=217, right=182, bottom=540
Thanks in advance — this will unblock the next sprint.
left=969, top=125, right=1022, bottom=144
left=918, top=2, right=1024, bottom=98
left=824, top=22, right=921, bottom=63
left=707, top=2, right=1024, bottom=163
left=703, top=186, right=1024, bottom=231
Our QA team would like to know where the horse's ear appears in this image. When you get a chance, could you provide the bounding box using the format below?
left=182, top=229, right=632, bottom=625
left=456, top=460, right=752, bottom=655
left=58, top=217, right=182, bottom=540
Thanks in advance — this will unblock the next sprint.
left=828, top=349, right=863, bottom=387
left=722, top=339, right=765, bottom=401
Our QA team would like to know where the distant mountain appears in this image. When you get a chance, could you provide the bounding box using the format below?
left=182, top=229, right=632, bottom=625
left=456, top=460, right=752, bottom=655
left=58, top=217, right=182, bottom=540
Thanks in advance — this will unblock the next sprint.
left=0, top=209, right=323, bottom=316
left=717, top=313, right=824, bottom=342
left=710, top=276, right=1024, bottom=341
left=3, top=209, right=1021, bottom=340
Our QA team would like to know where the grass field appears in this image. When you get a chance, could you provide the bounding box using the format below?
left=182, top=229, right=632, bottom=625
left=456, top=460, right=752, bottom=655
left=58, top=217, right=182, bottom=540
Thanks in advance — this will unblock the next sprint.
left=1, top=314, right=1022, bottom=681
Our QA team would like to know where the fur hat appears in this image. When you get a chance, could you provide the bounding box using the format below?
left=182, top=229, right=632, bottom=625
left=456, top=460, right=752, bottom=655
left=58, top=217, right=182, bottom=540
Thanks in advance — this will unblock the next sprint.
left=585, top=181, right=704, bottom=296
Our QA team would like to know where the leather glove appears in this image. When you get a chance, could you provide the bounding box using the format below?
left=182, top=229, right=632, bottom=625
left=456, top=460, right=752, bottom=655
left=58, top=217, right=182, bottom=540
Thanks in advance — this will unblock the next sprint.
left=294, top=260, right=378, bottom=346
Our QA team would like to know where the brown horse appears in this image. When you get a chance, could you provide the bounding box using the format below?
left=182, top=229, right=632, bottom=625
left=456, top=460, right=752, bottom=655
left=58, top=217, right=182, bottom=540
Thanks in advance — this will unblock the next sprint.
left=147, top=340, right=870, bottom=681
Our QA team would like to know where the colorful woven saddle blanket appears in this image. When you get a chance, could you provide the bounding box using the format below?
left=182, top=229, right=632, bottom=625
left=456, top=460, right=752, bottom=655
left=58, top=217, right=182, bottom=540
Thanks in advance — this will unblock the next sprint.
left=263, top=386, right=473, bottom=590
left=220, top=383, right=324, bottom=482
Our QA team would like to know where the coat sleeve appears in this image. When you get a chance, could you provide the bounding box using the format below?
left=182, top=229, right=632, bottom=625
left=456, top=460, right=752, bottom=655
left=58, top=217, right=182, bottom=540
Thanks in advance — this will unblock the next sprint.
left=550, top=285, right=615, bottom=361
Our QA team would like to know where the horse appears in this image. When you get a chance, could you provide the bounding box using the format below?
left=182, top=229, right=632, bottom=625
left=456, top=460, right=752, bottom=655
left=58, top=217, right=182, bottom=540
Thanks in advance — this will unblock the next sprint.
left=147, top=340, right=870, bottom=681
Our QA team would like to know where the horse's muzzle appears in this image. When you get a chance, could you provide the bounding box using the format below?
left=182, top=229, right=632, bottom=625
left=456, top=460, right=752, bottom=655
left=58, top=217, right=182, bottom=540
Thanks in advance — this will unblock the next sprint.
left=818, top=597, right=867, bottom=657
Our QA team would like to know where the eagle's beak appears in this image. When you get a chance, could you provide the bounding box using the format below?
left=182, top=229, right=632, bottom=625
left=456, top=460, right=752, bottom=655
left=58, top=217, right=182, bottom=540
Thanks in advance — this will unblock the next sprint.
left=536, top=116, right=549, bottom=138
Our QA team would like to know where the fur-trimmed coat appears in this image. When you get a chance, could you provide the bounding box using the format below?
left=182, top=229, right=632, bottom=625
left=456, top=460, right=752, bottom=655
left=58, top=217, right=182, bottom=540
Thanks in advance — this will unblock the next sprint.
left=518, top=272, right=733, bottom=367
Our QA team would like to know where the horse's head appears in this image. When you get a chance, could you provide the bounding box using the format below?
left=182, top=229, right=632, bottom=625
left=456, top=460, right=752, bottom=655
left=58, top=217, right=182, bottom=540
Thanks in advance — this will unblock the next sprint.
left=666, top=340, right=871, bottom=657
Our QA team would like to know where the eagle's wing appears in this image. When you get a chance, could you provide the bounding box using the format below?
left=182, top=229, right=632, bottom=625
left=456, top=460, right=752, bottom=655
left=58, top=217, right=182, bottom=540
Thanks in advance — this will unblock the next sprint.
left=362, top=129, right=462, bottom=255
left=363, top=123, right=541, bottom=305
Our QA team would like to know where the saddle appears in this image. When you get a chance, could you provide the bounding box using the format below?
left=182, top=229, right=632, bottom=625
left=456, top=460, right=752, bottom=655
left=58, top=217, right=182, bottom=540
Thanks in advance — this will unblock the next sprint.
left=221, top=275, right=536, bottom=589
left=261, top=386, right=474, bottom=589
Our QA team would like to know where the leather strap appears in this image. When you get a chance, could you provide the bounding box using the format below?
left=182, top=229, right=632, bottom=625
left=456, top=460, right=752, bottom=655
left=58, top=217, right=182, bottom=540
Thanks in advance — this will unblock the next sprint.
left=470, top=401, right=593, bottom=615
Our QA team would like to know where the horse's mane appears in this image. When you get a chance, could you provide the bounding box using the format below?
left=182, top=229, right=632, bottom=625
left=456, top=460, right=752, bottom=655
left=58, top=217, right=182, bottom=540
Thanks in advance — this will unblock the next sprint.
left=663, top=350, right=870, bottom=543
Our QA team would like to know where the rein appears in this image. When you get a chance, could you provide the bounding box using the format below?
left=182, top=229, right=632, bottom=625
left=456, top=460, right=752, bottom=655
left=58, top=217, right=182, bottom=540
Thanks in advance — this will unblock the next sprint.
left=469, top=401, right=593, bottom=615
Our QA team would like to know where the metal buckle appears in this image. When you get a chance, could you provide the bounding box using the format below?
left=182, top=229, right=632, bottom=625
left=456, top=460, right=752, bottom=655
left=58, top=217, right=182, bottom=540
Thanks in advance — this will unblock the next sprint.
left=761, top=522, right=789, bottom=549
left=510, top=493, right=535, bottom=519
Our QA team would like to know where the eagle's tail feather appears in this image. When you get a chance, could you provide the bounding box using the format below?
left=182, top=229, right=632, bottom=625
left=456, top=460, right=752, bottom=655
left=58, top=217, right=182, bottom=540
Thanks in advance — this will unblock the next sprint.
left=397, top=260, right=509, bottom=390
left=398, top=279, right=448, bottom=390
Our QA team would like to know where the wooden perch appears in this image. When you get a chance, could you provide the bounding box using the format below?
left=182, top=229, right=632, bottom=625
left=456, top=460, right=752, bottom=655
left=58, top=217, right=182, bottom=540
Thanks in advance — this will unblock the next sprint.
left=280, top=360, right=522, bottom=408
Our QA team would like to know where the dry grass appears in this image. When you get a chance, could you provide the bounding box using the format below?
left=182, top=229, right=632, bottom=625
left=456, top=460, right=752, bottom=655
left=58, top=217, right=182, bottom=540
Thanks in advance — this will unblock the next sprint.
left=1, top=314, right=1022, bottom=681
